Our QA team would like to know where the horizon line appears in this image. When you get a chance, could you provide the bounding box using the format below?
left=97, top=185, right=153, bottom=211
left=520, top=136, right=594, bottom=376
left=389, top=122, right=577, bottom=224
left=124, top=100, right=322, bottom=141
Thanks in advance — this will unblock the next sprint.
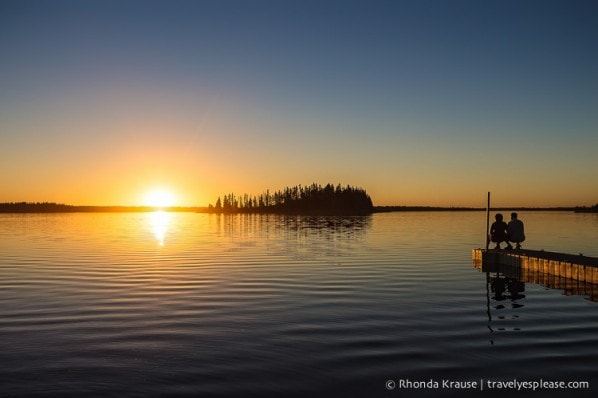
left=0, top=202, right=592, bottom=213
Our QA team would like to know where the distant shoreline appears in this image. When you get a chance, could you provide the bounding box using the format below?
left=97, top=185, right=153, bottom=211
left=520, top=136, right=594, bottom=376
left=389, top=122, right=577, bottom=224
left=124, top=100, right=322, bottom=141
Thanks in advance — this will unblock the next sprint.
left=374, top=206, right=582, bottom=212
left=0, top=202, right=589, bottom=214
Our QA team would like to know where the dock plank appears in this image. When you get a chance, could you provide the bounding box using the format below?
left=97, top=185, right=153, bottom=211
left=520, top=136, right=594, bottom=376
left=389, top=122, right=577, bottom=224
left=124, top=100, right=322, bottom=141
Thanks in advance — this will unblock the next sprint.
left=472, top=248, right=598, bottom=284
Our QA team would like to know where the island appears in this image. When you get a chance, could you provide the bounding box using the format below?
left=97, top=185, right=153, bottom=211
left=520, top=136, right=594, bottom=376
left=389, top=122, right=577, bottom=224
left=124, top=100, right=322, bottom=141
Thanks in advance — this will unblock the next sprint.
left=208, top=183, right=374, bottom=216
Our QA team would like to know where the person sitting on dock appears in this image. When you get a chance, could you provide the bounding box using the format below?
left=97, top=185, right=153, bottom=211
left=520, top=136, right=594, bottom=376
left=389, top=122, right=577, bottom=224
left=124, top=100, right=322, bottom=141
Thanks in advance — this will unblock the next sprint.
left=489, top=213, right=509, bottom=249
left=507, top=212, right=525, bottom=250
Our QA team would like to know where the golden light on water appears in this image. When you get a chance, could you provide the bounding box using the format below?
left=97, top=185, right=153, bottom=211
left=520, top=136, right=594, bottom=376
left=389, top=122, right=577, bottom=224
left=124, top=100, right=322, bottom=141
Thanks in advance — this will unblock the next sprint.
left=149, top=211, right=170, bottom=246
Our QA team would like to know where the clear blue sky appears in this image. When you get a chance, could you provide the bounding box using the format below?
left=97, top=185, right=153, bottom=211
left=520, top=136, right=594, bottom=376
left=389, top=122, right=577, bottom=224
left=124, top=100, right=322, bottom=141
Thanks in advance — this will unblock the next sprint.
left=1, top=0, right=597, bottom=206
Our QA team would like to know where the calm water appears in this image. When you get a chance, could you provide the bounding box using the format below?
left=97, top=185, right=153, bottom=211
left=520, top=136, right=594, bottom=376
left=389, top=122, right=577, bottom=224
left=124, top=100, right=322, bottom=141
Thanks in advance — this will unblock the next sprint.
left=1, top=211, right=597, bottom=397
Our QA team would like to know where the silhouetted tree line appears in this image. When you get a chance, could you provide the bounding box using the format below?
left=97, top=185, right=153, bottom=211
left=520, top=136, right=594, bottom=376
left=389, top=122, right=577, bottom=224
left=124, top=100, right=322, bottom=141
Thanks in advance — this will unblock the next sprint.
left=575, top=204, right=598, bottom=213
left=209, top=183, right=374, bottom=215
left=0, top=202, right=75, bottom=212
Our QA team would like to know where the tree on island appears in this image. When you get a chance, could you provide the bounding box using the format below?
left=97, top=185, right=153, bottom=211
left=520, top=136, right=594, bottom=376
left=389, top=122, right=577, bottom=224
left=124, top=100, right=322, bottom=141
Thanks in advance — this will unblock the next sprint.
left=210, top=183, right=374, bottom=215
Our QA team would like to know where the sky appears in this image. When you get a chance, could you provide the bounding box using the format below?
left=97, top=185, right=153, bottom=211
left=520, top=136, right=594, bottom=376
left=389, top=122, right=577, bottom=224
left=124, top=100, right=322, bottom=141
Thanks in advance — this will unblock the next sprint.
left=1, top=0, right=597, bottom=207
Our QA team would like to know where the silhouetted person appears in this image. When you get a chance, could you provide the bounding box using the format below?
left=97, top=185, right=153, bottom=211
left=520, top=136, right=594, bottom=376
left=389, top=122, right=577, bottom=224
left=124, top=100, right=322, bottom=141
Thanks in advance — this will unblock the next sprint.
left=489, top=213, right=508, bottom=249
left=507, top=212, right=525, bottom=249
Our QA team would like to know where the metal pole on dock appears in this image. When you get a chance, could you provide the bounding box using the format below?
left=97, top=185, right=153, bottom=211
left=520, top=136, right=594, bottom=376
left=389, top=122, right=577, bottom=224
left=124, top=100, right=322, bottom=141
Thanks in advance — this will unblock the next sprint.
left=485, top=192, right=490, bottom=250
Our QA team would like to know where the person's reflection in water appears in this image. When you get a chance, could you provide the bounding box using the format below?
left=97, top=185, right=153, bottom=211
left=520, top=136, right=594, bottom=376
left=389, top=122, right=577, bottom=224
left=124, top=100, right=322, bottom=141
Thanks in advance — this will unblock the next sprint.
left=486, top=273, right=525, bottom=344
left=491, top=276, right=525, bottom=302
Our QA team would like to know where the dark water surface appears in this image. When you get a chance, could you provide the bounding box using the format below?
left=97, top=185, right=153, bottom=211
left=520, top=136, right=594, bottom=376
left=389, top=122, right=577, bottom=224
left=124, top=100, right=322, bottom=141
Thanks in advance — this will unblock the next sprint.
left=1, top=212, right=597, bottom=397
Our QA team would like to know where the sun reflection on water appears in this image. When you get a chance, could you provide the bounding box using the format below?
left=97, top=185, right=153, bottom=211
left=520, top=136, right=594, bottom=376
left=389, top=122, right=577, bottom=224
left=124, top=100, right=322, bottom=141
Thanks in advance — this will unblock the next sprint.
left=149, top=211, right=170, bottom=246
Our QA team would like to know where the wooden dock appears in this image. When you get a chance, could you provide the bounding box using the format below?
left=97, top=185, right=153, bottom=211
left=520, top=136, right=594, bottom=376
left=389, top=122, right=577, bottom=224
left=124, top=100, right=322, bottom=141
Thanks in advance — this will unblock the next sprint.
left=472, top=248, right=598, bottom=284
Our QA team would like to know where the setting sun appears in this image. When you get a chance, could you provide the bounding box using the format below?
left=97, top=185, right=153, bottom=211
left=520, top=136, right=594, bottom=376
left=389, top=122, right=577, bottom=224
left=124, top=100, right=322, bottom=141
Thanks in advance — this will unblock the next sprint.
left=144, top=189, right=177, bottom=208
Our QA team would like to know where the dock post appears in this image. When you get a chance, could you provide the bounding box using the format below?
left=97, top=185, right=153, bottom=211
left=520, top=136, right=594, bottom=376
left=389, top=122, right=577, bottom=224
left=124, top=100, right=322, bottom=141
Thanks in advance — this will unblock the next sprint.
left=485, top=192, right=490, bottom=250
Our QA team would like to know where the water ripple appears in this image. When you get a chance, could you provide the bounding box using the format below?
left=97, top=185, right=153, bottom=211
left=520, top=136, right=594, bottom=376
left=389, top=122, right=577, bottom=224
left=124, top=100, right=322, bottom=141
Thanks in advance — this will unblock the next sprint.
left=1, top=212, right=597, bottom=396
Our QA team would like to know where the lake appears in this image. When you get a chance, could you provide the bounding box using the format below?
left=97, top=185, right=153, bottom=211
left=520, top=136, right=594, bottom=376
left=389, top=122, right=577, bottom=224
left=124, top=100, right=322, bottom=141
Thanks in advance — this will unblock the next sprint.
left=1, top=211, right=597, bottom=397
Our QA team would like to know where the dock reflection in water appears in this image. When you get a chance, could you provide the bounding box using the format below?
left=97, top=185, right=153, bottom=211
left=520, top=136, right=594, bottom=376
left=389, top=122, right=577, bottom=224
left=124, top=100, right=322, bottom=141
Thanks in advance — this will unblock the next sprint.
left=473, top=258, right=598, bottom=302
left=474, top=257, right=598, bottom=346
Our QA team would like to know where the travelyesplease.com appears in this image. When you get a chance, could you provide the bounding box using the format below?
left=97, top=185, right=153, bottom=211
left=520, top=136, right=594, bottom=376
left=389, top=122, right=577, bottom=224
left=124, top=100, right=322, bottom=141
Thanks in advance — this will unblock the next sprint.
left=385, top=378, right=590, bottom=392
